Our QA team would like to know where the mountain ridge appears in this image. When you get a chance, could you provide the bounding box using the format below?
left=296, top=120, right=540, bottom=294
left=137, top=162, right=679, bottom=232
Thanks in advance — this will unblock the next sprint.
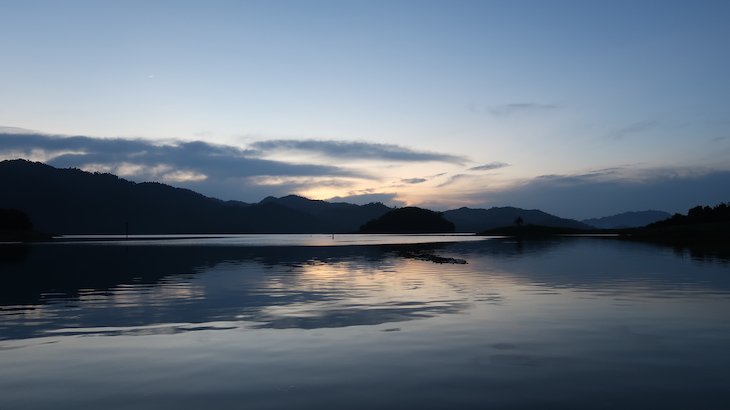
left=442, top=206, right=592, bottom=232
left=581, top=210, right=671, bottom=229
left=1, top=160, right=332, bottom=234
left=1, top=159, right=589, bottom=234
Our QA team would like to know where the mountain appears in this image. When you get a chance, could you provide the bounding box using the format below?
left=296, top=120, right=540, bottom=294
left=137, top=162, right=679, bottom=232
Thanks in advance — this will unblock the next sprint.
left=359, top=207, right=455, bottom=233
left=259, top=195, right=391, bottom=232
left=0, top=159, right=597, bottom=235
left=442, top=207, right=591, bottom=233
left=582, top=210, right=671, bottom=229
left=0, top=160, right=343, bottom=234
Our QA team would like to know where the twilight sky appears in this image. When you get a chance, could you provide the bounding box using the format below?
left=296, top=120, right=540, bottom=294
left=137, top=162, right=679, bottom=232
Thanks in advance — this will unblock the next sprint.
left=1, top=0, right=729, bottom=219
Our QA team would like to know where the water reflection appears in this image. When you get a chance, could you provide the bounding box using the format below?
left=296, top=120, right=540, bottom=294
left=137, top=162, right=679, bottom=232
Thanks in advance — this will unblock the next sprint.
left=2, top=238, right=729, bottom=341
left=1, top=243, right=477, bottom=340
left=1, top=237, right=730, bottom=409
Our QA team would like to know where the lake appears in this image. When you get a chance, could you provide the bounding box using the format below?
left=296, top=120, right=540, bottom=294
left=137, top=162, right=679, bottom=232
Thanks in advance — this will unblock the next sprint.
left=1, top=235, right=729, bottom=409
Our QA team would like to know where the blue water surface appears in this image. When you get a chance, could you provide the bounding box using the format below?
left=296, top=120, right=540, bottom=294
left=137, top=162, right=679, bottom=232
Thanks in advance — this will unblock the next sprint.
left=1, top=236, right=728, bottom=409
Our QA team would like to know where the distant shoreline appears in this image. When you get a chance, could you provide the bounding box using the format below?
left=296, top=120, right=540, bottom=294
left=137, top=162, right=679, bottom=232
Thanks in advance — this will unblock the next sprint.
left=479, top=223, right=730, bottom=249
left=0, top=233, right=488, bottom=248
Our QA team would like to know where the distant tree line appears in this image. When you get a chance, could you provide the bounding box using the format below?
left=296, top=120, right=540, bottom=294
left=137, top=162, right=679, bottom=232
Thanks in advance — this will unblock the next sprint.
left=649, top=203, right=729, bottom=228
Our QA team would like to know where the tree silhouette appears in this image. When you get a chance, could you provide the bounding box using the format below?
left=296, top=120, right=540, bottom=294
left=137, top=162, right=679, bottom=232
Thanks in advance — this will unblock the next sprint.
left=649, top=202, right=729, bottom=228
left=514, top=216, right=524, bottom=226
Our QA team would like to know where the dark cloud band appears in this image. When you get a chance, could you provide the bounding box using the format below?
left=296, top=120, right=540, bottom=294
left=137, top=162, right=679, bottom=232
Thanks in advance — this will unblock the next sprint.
left=0, top=133, right=363, bottom=179
left=469, top=162, right=509, bottom=171
left=250, top=139, right=468, bottom=164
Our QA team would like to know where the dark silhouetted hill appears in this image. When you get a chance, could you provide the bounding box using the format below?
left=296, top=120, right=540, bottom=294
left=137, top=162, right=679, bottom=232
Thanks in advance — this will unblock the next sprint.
left=582, top=210, right=670, bottom=229
left=648, top=203, right=729, bottom=228
left=259, top=195, right=391, bottom=232
left=623, top=203, right=730, bottom=244
left=0, top=160, right=340, bottom=234
left=443, top=207, right=590, bottom=233
left=359, top=207, right=455, bottom=233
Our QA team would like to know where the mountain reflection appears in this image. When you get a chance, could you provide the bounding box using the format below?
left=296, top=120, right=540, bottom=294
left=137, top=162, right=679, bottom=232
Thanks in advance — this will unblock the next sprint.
left=1, top=243, right=476, bottom=340
left=1, top=238, right=729, bottom=341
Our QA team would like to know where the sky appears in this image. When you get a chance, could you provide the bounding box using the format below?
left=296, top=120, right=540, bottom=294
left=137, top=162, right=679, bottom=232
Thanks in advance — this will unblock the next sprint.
left=1, top=0, right=729, bottom=219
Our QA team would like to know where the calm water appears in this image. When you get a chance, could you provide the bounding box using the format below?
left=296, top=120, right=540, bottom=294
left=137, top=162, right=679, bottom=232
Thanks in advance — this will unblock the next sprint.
left=1, top=236, right=729, bottom=409
left=54, top=233, right=488, bottom=247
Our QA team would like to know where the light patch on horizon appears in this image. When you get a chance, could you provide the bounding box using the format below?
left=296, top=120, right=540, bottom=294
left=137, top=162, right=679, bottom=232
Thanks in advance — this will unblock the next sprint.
left=0, top=149, right=88, bottom=163
left=248, top=175, right=364, bottom=201
left=162, top=170, right=207, bottom=182
left=79, top=161, right=208, bottom=183
left=247, top=175, right=358, bottom=188
left=326, top=192, right=404, bottom=207
left=115, top=162, right=147, bottom=177
left=299, top=186, right=360, bottom=202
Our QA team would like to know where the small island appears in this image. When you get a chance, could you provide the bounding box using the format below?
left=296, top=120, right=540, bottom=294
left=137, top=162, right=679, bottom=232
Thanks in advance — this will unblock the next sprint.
left=358, top=207, right=455, bottom=234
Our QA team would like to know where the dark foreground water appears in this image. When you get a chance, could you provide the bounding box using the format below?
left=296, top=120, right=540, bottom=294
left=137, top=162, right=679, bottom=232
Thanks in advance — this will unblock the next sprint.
left=1, top=236, right=729, bottom=409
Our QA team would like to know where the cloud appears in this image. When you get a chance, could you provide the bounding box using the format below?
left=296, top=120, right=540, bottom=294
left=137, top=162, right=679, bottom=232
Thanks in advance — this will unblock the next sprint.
left=250, top=139, right=468, bottom=164
left=393, top=172, right=449, bottom=187
left=0, top=132, right=370, bottom=201
left=0, top=131, right=472, bottom=203
left=468, top=161, right=509, bottom=171
left=401, top=178, right=427, bottom=184
left=489, top=103, right=559, bottom=117
left=437, top=173, right=476, bottom=188
left=606, top=121, right=657, bottom=140
left=0, top=126, right=38, bottom=134
left=247, top=175, right=355, bottom=189
left=0, top=132, right=363, bottom=177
